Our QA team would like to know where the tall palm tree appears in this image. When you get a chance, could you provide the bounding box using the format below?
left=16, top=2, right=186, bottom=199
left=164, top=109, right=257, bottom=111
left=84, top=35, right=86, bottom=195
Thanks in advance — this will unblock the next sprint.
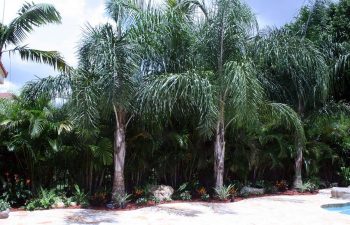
left=139, top=0, right=305, bottom=189
left=0, top=2, right=68, bottom=72
left=23, top=0, right=141, bottom=197
left=252, top=29, right=329, bottom=188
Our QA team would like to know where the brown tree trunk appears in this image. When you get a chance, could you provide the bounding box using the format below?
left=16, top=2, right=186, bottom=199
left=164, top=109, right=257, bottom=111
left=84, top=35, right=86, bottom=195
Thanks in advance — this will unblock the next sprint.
left=214, top=115, right=225, bottom=189
left=293, top=99, right=304, bottom=189
left=112, top=107, right=126, bottom=198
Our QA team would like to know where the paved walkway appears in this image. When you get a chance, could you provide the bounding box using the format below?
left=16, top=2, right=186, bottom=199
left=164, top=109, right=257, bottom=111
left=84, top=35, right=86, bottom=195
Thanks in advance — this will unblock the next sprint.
left=2, top=189, right=350, bottom=225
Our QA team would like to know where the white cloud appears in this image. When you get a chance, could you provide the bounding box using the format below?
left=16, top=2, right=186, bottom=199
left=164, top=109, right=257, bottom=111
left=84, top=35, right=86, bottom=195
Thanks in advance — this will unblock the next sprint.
left=1, top=0, right=108, bottom=87
left=0, top=80, right=20, bottom=94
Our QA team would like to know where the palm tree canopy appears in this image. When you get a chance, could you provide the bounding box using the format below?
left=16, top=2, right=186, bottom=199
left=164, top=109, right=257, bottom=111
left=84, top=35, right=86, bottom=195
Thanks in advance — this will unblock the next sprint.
left=0, top=2, right=69, bottom=72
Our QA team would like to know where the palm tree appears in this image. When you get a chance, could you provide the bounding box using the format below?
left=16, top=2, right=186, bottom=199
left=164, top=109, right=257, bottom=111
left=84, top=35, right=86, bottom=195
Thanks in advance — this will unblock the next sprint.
left=138, top=0, right=305, bottom=189
left=252, top=29, right=329, bottom=188
left=0, top=2, right=68, bottom=71
left=22, top=0, right=141, bottom=197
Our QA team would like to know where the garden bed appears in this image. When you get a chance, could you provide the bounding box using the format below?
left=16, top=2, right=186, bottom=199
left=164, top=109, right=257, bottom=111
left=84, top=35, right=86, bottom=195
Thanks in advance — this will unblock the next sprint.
left=9, top=190, right=317, bottom=212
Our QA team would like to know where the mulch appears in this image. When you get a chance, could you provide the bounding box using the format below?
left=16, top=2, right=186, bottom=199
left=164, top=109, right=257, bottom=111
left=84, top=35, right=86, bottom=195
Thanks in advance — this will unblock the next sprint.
left=10, top=189, right=318, bottom=212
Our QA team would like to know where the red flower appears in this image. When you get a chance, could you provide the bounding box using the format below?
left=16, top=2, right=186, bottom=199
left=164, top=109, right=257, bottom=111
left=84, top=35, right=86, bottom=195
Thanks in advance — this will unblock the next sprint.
left=26, top=179, right=31, bottom=185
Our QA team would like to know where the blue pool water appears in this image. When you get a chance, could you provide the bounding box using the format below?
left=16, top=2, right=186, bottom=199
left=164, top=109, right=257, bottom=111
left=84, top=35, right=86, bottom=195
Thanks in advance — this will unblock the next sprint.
left=324, top=204, right=350, bottom=215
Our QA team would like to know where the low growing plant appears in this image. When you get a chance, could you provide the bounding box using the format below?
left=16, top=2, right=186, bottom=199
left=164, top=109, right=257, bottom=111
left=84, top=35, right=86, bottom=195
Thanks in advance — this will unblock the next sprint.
left=214, top=184, right=234, bottom=201
left=135, top=197, right=148, bottom=206
left=25, top=188, right=59, bottom=211
left=72, top=185, right=89, bottom=207
left=0, top=199, right=10, bottom=211
left=1, top=175, right=32, bottom=207
left=275, top=180, right=288, bottom=192
left=173, top=183, right=191, bottom=200
left=298, top=181, right=318, bottom=193
left=113, top=193, right=132, bottom=209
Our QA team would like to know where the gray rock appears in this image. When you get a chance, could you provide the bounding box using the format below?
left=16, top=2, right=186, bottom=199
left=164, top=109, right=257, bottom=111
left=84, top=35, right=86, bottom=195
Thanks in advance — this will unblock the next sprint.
left=331, top=187, right=350, bottom=199
left=150, top=185, right=174, bottom=201
left=240, top=186, right=264, bottom=196
left=0, top=209, right=9, bottom=219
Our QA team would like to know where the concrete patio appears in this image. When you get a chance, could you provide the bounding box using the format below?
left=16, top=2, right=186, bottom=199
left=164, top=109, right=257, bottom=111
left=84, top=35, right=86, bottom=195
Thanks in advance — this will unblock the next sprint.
left=2, top=189, right=350, bottom=225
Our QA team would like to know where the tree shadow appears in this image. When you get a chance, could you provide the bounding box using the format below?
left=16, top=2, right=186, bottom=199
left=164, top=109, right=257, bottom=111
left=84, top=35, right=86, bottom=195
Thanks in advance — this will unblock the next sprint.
left=63, top=209, right=119, bottom=225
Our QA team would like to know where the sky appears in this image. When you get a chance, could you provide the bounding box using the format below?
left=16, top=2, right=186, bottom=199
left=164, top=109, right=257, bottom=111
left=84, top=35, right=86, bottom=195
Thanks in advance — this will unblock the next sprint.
left=0, top=0, right=306, bottom=93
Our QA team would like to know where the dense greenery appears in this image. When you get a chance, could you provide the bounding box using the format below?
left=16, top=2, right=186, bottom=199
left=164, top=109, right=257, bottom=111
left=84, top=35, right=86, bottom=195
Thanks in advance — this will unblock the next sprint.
left=1, top=0, right=350, bottom=208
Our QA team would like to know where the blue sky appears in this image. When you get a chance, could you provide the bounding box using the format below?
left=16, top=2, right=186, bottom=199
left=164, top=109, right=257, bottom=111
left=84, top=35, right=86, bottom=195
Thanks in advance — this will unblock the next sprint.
left=0, top=0, right=307, bottom=93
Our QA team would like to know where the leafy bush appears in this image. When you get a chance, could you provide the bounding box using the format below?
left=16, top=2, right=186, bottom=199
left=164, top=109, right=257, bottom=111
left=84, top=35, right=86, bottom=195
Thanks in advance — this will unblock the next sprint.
left=25, top=188, right=59, bottom=211
left=275, top=180, right=288, bottom=192
left=90, top=191, right=108, bottom=206
left=299, top=181, right=318, bottom=193
left=179, top=191, right=192, bottom=200
left=72, top=185, right=88, bottom=207
left=1, top=175, right=32, bottom=206
left=201, top=193, right=210, bottom=201
left=197, top=187, right=210, bottom=201
left=214, top=184, right=234, bottom=201
left=340, top=167, right=350, bottom=186
left=0, top=199, right=10, bottom=211
left=113, top=193, right=132, bottom=209
left=135, top=197, right=148, bottom=206
left=173, top=183, right=192, bottom=200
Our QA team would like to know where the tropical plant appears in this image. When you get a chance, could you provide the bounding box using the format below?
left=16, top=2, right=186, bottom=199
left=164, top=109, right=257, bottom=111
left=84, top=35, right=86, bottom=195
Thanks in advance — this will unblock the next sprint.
left=139, top=0, right=305, bottom=190
left=214, top=184, right=234, bottom=201
left=135, top=197, right=148, bottom=205
left=0, top=199, right=10, bottom=211
left=72, top=185, right=88, bottom=206
left=113, top=193, right=132, bottom=209
left=340, top=167, right=350, bottom=186
left=0, top=2, right=68, bottom=71
left=25, top=188, right=59, bottom=211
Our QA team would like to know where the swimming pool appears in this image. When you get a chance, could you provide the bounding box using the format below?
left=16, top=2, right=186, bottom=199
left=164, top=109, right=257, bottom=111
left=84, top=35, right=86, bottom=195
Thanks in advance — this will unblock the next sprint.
left=323, top=203, right=350, bottom=215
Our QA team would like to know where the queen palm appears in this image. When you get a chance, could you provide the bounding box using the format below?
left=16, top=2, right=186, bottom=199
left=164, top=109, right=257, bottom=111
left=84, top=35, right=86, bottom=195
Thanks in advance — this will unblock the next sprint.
left=23, top=0, right=141, bottom=197
left=0, top=2, right=68, bottom=71
left=139, top=0, right=305, bottom=189
left=252, top=29, right=329, bottom=188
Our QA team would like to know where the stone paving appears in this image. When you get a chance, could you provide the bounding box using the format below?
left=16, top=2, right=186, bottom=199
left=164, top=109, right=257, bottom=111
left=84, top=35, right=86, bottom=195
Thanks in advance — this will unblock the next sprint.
left=2, top=189, right=350, bottom=225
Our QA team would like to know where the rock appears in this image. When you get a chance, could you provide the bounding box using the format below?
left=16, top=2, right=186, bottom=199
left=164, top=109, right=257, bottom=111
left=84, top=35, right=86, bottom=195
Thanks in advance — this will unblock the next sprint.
left=331, top=187, right=350, bottom=199
left=54, top=201, right=65, bottom=208
left=150, top=185, right=174, bottom=201
left=70, top=202, right=77, bottom=207
left=240, top=186, right=264, bottom=196
left=0, top=209, right=9, bottom=219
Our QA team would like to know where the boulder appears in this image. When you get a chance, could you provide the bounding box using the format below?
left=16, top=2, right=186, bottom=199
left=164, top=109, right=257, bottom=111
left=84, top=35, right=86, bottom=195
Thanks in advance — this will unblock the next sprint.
left=150, top=185, right=174, bottom=201
left=53, top=201, right=65, bottom=208
left=0, top=209, right=9, bottom=219
left=331, top=187, right=350, bottom=199
left=240, top=186, right=264, bottom=196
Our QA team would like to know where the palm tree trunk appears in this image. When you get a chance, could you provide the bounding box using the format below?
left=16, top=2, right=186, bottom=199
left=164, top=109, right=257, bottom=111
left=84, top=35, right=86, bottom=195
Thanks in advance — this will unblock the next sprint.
left=293, top=99, right=304, bottom=189
left=293, top=138, right=303, bottom=188
left=112, top=106, right=126, bottom=197
left=214, top=113, right=225, bottom=189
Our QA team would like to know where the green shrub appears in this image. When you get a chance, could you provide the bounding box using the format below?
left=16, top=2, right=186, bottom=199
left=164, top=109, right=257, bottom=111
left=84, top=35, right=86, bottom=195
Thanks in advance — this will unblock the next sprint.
left=173, top=183, right=192, bottom=200
left=135, top=197, right=148, bottom=206
left=340, top=167, right=350, bottom=186
left=214, top=184, right=234, bottom=201
left=1, top=175, right=32, bottom=207
left=113, top=193, right=132, bottom=209
left=72, top=185, right=88, bottom=207
left=299, top=181, right=318, bottom=193
left=201, top=193, right=210, bottom=201
left=179, top=191, right=192, bottom=200
left=0, top=199, right=10, bottom=211
left=25, top=188, right=59, bottom=211
left=90, top=191, right=108, bottom=206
